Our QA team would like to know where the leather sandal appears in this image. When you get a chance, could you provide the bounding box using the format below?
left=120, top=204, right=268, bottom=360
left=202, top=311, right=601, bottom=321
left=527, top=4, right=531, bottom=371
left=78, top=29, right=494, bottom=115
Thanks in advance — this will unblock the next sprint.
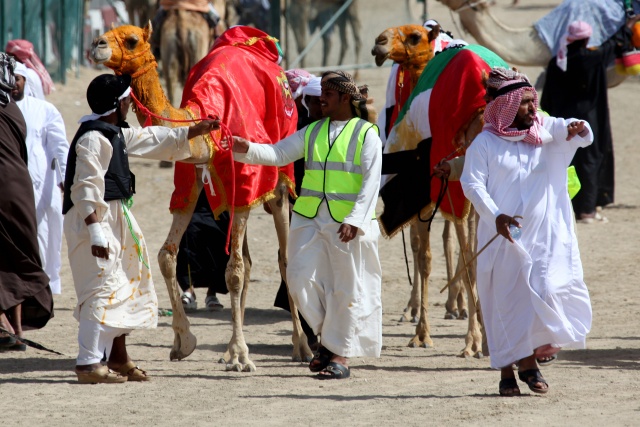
left=518, top=368, right=549, bottom=394
left=116, top=361, right=151, bottom=381
left=76, top=365, right=128, bottom=384
left=309, top=346, right=333, bottom=373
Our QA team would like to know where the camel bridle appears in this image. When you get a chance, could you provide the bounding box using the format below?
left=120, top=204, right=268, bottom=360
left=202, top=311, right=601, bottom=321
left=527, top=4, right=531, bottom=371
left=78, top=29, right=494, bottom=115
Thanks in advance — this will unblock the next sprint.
left=111, top=30, right=157, bottom=79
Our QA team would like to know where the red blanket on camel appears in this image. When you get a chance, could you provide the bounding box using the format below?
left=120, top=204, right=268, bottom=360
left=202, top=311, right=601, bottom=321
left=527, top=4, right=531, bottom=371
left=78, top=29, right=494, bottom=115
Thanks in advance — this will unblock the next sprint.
left=170, top=26, right=298, bottom=216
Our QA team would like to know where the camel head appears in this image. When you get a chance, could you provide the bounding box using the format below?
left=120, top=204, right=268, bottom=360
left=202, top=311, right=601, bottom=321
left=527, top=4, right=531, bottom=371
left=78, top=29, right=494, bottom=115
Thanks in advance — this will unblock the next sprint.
left=371, top=24, right=440, bottom=69
left=90, top=23, right=156, bottom=77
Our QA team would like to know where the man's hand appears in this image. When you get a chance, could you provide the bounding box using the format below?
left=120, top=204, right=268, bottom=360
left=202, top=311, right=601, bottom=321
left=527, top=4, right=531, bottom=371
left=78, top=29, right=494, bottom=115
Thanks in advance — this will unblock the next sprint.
left=225, top=136, right=250, bottom=153
left=187, top=119, right=220, bottom=139
left=86, top=221, right=110, bottom=259
left=495, top=213, right=520, bottom=244
left=566, top=121, right=587, bottom=140
left=338, top=223, right=359, bottom=243
left=433, top=160, right=451, bottom=179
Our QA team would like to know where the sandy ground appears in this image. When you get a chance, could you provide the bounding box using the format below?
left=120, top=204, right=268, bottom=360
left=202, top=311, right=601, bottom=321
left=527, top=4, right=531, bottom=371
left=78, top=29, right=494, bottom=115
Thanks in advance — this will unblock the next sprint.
left=2, top=1, right=640, bottom=425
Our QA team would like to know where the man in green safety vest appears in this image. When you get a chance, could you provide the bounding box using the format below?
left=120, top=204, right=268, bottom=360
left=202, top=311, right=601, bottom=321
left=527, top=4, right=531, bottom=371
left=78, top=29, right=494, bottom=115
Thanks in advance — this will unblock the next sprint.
left=230, top=70, right=383, bottom=380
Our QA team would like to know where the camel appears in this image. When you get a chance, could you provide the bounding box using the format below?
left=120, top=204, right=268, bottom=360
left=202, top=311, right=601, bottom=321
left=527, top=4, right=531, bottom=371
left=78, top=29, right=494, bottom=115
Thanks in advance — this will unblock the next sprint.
left=287, top=0, right=362, bottom=67
left=160, top=10, right=213, bottom=106
left=90, top=23, right=314, bottom=371
left=374, top=36, right=506, bottom=357
left=436, top=0, right=627, bottom=87
left=372, top=24, right=469, bottom=324
left=125, top=0, right=155, bottom=27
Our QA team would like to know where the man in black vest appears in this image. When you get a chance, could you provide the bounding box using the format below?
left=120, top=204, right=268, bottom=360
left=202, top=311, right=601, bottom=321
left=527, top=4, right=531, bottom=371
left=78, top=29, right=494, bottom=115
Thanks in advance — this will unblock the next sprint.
left=63, top=73, right=218, bottom=384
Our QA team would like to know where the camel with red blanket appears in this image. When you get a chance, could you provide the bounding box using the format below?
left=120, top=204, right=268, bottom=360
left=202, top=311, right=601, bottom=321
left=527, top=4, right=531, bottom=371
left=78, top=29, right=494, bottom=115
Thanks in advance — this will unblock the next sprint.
left=90, top=24, right=314, bottom=371
left=377, top=42, right=509, bottom=358
left=372, top=23, right=472, bottom=326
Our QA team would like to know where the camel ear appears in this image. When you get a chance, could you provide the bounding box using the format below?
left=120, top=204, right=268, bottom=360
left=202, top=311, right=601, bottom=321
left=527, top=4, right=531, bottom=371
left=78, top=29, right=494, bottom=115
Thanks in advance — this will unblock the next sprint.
left=428, top=25, right=441, bottom=43
left=143, top=20, right=153, bottom=41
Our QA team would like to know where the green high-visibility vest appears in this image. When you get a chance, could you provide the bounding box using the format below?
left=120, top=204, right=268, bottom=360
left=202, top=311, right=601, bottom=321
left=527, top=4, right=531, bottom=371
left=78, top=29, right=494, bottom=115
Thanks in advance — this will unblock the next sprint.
left=293, top=117, right=378, bottom=223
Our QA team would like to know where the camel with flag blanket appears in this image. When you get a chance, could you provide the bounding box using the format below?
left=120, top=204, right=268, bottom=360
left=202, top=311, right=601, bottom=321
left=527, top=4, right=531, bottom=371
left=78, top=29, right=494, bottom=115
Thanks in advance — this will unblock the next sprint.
left=380, top=44, right=508, bottom=356
left=89, top=24, right=314, bottom=371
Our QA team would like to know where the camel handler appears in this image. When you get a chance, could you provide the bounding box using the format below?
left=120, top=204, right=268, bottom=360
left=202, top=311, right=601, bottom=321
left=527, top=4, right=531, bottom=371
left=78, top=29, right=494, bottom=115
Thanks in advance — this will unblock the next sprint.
left=460, top=67, right=593, bottom=396
left=63, top=73, right=219, bottom=384
left=228, top=70, right=383, bottom=380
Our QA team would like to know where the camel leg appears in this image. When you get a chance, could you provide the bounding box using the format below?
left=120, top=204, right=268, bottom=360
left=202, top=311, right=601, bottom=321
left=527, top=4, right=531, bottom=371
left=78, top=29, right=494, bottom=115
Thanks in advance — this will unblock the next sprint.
left=337, top=18, right=349, bottom=66
left=223, top=209, right=256, bottom=372
left=399, top=223, right=420, bottom=323
left=321, top=33, right=332, bottom=67
left=453, top=208, right=484, bottom=359
left=267, top=178, right=313, bottom=363
left=442, top=219, right=463, bottom=320
left=347, top=3, right=362, bottom=77
left=157, top=179, right=204, bottom=361
left=408, top=210, right=434, bottom=348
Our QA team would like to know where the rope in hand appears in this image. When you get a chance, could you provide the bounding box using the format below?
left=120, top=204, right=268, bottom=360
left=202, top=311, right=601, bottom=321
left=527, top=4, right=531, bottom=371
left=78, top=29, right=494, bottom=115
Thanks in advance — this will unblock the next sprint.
left=440, top=215, right=523, bottom=293
left=130, top=90, right=236, bottom=255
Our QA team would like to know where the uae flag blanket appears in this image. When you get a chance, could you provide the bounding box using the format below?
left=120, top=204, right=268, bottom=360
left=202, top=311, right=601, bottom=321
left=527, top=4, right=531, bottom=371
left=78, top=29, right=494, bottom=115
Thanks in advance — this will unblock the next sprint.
left=170, top=26, right=298, bottom=216
left=380, top=44, right=508, bottom=237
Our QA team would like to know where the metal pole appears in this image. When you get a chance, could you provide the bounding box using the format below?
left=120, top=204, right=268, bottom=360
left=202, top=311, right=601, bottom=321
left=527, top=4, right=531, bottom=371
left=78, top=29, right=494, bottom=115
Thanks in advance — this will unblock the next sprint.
left=424, top=0, right=428, bottom=21
left=289, top=0, right=354, bottom=69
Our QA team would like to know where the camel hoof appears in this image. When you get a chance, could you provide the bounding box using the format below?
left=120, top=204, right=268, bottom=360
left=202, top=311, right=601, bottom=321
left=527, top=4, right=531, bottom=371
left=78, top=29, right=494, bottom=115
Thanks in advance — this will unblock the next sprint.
left=444, top=310, right=459, bottom=320
left=408, top=341, right=418, bottom=348
left=303, top=355, right=313, bottom=363
left=411, top=316, right=419, bottom=324
left=420, top=342, right=430, bottom=348
left=169, top=332, right=197, bottom=361
left=226, top=363, right=243, bottom=372
left=218, top=357, right=227, bottom=364
left=458, top=309, right=469, bottom=320
left=242, top=363, right=256, bottom=372
left=474, top=351, right=484, bottom=359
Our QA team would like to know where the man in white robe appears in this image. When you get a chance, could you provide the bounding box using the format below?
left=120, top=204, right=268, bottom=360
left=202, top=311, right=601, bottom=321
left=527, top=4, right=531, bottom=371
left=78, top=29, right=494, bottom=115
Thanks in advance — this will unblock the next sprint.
left=12, top=63, right=69, bottom=294
left=64, top=74, right=219, bottom=384
left=231, top=70, right=383, bottom=380
left=461, top=67, right=593, bottom=396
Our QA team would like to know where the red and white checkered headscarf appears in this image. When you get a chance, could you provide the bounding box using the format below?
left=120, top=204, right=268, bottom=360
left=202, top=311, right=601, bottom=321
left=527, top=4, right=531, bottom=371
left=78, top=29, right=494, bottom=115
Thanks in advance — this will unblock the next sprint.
left=285, top=68, right=313, bottom=100
left=483, top=67, right=543, bottom=146
left=5, top=39, right=55, bottom=95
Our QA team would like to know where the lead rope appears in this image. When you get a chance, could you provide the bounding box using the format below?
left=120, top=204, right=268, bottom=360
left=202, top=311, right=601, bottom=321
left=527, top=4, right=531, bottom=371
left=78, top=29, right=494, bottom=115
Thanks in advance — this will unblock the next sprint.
left=121, top=199, right=150, bottom=269
left=129, top=90, right=236, bottom=255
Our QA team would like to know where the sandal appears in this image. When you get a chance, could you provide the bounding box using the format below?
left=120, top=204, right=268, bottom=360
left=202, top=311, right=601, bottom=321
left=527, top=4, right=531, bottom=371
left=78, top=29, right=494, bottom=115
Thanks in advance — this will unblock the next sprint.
left=537, top=355, right=557, bottom=366
left=115, top=361, right=151, bottom=382
left=518, top=369, right=549, bottom=394
left=315, top=362, right=350, bottom=380
left=309, top=346, right=333, bottom=373
left=205, top=294, right=223, bottom=312
left=499, top=377, right=521, bottom=397
left=181, top=292, right=197, bottom=312
left=76, top=365, right=128, bottom=384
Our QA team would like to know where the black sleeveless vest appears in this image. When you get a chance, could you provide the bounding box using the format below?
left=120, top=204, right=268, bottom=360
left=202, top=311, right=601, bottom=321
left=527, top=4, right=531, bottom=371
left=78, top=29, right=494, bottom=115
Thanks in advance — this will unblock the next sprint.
left=62, top=120, right=136, bottom=215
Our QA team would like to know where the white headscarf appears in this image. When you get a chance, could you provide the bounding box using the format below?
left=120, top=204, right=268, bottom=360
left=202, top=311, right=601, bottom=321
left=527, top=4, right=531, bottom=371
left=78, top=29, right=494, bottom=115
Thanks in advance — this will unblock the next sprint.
left=78, top=87, right=132, bottom=123
left=301, top=76, right=321, bottom=113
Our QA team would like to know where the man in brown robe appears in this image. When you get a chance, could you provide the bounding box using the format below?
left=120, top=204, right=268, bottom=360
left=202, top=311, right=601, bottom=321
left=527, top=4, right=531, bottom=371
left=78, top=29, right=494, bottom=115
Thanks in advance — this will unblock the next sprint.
left=0, top=52, right=53, bottom=351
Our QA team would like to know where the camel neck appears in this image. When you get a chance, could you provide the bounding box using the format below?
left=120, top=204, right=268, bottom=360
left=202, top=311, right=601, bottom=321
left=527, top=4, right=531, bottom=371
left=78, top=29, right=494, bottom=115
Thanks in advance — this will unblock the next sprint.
left=130, top=66, right=180, bottom=124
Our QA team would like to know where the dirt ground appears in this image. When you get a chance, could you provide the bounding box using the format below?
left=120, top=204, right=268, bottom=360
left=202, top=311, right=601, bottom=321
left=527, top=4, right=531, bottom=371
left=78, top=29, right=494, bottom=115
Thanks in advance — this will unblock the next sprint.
left=2, top=1, right=640, bottom=425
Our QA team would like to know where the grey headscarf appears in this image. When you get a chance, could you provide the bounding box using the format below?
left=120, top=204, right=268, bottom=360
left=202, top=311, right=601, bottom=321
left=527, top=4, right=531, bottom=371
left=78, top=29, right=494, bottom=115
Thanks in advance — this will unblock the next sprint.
left=0, top=52, right=16, bottom=107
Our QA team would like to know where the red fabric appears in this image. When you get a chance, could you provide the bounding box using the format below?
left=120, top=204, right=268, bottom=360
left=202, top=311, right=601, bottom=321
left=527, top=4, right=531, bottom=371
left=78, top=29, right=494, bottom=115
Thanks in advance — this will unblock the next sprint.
left=170, top=26, right=297, bottom=214
left=428, top=49, right=490, bottom=218
left=4, top=39, right=55, bottom=95
left=389, top=65, right=413, bottom=131
left=484, top=83, right=542, bottom=146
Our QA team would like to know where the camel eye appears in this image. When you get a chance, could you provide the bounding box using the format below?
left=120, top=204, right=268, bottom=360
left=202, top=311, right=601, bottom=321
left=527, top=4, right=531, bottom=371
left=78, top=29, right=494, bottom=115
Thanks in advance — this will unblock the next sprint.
left=125, top=35, right=139, bottom=50
left=408, top=32, right=422, bottom=45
